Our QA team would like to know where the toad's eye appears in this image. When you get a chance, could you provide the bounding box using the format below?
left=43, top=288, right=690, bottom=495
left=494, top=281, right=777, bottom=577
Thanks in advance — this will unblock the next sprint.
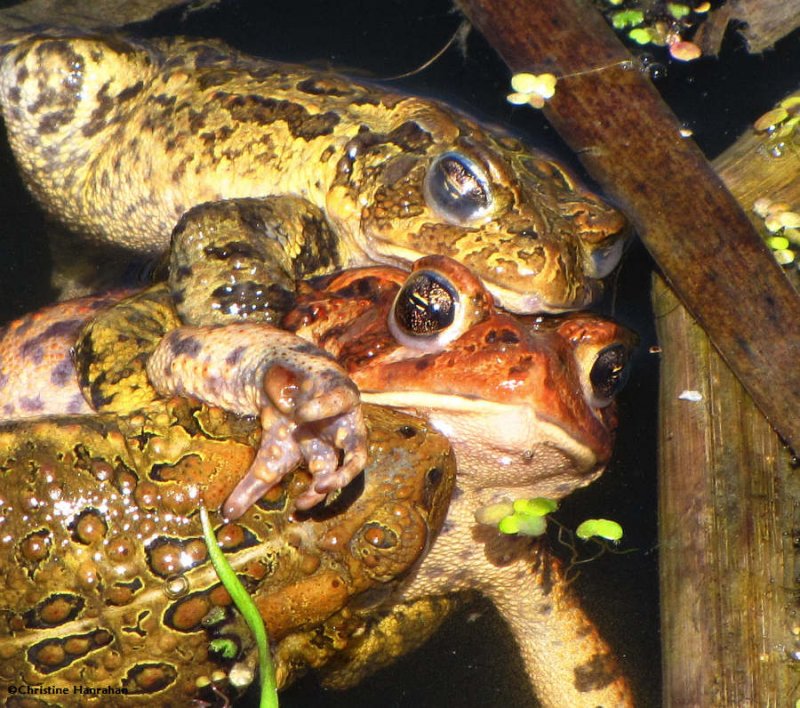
left=424, top=152, right=492, bottom=224
left=589, top=343, right=632, bottom=407
left=392, top=270, right=458, bottom=336
left=389, top=257, right=494, bottom=353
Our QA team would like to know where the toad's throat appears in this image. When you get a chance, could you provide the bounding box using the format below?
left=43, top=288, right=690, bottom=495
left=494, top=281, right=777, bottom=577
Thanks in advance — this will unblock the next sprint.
left=359, top=390, right=600, bottom=475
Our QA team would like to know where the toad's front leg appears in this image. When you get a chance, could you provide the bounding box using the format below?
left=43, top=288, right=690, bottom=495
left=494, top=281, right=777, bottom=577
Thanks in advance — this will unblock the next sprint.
left=147, top=323, right=367, bottom=519
left=160, top=196, right=369, bottom=517
left=168, top=196, right=345, bottom=326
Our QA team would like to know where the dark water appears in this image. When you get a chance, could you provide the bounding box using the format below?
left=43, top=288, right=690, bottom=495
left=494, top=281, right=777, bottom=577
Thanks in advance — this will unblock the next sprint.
left=0, top=0, right=797, bottom=705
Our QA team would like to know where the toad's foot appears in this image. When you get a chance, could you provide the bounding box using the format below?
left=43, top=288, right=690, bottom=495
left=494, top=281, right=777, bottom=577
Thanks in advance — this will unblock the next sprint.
left=146, top=323, right=367, bottom=519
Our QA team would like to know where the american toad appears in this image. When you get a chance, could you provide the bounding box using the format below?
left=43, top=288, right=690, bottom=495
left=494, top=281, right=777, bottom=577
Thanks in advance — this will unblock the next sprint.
left=0, top=30, right=630, bottom=508
left=278, top=257, right=638, bottom=706
left=0, top=400, right=455, bottom=706
left=0, top=257, right=636, bottom=705
left=0, top=31, right=626, bottom=317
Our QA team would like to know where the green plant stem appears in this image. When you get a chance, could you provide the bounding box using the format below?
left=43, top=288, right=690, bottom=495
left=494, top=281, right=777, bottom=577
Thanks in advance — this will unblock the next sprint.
left=200, top=506, right=279, bottom=708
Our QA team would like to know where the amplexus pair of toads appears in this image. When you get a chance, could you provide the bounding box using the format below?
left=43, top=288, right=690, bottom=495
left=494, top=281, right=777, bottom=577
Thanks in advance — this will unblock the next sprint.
left=0, top=26, right=635, bottom=707
left=0, top=29, right=628, bottom=511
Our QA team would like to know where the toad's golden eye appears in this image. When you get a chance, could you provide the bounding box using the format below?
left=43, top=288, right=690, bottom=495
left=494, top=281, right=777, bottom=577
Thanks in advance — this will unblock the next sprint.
left=589, top=343, right=632, bottom=406
left=423, top=152, right=492, bottom=224
left=391, top=270, right=458, bottom=337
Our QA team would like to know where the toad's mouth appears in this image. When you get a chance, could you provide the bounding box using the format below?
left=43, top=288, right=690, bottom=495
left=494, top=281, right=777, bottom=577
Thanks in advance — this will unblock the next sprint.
left=359, top=240, right=596, bottom=314
left=359, top=390, right=609, bottom=490
left=361, top=236, right=604, bottom=314
left=478, top=279, right=594, bottom=315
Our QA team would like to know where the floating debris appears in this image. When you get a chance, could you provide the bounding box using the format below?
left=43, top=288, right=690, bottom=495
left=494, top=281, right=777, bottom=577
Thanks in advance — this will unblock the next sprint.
left=754, top=108, right=791, bottom=133
left=669, top=40, right=702, bottom=61
left=754, top=197, right=800, bottom=268
left=678, top=389, right=703, bottom=402
left=603, top=1, right=706, bottom=62
left=753, top=96, right=799, bottom=160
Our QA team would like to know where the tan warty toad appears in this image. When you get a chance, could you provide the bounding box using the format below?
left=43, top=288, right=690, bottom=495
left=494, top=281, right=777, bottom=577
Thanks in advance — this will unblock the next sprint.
left=0, top=401, right=457, bottom=707
left=0, top=31, right=626, bottom=318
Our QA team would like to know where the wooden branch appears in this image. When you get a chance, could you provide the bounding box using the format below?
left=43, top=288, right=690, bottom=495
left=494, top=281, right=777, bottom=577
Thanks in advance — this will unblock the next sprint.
left=701, top=0, right=800, bottom=54
left=457, top=0, right=800, bottom=451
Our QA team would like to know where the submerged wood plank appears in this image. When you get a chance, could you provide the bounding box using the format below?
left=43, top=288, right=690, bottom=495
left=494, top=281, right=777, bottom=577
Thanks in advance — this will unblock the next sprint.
left=457, top=0, right=800, bottom=451
left=655, top=275, right=800, bottom=705
left=656, top=93, right=800, bottom=706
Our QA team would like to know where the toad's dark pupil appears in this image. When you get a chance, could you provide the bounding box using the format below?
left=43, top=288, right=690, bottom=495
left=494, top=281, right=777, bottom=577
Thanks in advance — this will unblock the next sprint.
left=590, top=344, right=631, bottom=400
left=395, top=271, right=458, bottom=335
left=440, top=158, right=487, bottom=205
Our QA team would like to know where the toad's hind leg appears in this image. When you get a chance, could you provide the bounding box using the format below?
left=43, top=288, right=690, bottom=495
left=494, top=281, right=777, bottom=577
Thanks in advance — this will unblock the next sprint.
left=395, top=500, right=634, bottom=707
left=272, top=595, right=461, bottom=691
left=320, top=595, right=461, bottom=690
left=487, top=547, right=633, bottom=707
left=75, top=284, right=180, bottom=414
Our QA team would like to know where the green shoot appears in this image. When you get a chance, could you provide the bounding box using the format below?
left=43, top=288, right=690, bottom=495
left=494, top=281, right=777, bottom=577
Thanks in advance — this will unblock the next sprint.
left=200, top=506, right=279, bottom=708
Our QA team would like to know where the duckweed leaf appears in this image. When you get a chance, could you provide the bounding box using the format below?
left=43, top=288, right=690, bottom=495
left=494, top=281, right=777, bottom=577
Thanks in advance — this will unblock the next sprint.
left=576, top=518, right=624, bottom=542
left=512, top=497, right=558, bottom=517
left=209, top=638, right=239, bottom=659
left=498, top=511, right=547, bottom=537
